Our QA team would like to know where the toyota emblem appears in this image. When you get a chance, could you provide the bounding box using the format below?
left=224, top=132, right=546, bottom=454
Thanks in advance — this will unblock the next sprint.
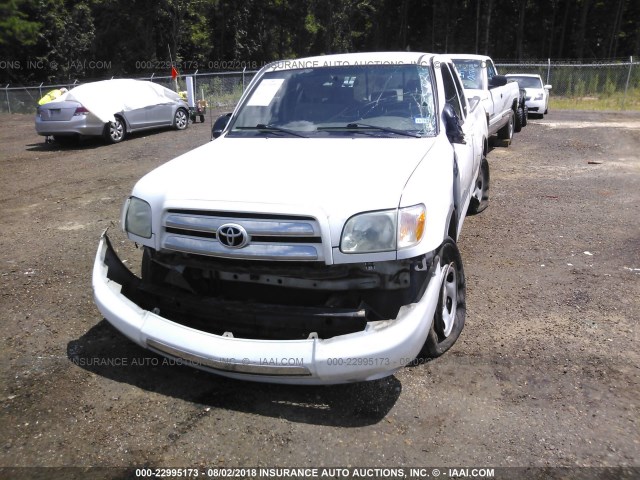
left=217, top=224, right=249, bottom=248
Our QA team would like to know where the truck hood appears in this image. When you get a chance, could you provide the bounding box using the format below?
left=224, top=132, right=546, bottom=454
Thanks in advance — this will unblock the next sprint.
left=134, top=136, right=437, bottom=217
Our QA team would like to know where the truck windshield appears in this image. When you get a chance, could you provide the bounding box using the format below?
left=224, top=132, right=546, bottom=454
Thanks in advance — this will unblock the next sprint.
left=452, top=60, right=484, bottom=90
left=228, top=64, right=436, bottom=138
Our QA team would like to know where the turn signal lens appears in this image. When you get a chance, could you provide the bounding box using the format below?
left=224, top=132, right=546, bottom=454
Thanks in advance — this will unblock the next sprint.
left=398, top=204, right=426, bottom=249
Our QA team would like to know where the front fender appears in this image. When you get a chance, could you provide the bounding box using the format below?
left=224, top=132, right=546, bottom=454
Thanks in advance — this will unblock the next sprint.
left=398, top=135, right=456, bottom=259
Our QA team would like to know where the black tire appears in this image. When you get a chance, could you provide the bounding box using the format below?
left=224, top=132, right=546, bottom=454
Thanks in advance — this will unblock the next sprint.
left=417, top=239, right=466, bottom=359
left=174, top=108, right=189, bottom=130
left=105, top=116, right=126, bottom=144
left=522, top=106, right=528, bottom=127
left=497, top=111, right=514, bottom=145
left=514, top=106, right=523, bottom=133
left=468, top=155, right=490, bottom=215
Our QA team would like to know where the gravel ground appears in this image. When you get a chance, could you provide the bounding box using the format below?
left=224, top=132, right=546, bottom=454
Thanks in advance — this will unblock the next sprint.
left=0, top=110, right=638, bottom=479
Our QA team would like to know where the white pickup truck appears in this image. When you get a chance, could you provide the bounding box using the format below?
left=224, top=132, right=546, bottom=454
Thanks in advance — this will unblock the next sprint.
left=449, top=54, right=520, bottom=145
left=92, top=52, right=489, bottom=384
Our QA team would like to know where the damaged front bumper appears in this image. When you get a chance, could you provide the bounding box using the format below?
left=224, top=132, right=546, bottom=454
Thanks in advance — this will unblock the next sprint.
left=92, top=233, right=444, bottom=384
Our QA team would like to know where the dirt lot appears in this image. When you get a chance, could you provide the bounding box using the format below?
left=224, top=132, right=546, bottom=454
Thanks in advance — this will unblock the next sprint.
left=0, top=110, right=638, bottom=478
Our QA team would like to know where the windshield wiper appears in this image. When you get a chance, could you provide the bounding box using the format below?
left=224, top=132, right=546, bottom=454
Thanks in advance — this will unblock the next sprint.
left=318, top=123, right=421, bottom=138
left=235, top=124, right=308, bottom=138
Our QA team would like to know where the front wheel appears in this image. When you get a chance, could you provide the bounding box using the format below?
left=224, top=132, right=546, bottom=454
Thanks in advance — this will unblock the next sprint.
left=174, top=108, right=188, bottom=130
left=417, top=239, right=466, bottom=359
left=468, top=155, right=490, bottom=215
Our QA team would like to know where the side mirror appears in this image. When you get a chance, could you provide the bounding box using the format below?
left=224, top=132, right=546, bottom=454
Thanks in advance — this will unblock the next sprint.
left=211, top=113, right=232, bottom=140
left=544, top=84, right=552, bottom=90
left=467, top=96, right=481, bottom=112
left=488, top=75, right=508, bottom=88
left=443, top=103, right=465, bottom=144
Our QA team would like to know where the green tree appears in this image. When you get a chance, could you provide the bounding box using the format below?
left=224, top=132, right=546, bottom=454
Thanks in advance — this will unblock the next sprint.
left=0, top=0, right=40, bottom=83
left=0, top=0, right=40, bottom=47
left=2, top=0, right=640, bottom=85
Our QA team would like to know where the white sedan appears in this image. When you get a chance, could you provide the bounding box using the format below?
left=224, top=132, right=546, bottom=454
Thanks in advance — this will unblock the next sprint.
left=506, top=74, right=552, bottom=118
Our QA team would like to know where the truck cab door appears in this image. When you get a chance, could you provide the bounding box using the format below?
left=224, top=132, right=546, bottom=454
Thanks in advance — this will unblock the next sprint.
left=487, top=59, right=510, bottom=120
left=437, top=60, right=476, bottom=218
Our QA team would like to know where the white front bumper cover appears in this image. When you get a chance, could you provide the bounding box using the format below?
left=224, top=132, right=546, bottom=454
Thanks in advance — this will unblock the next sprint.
left=92, top=233, right=443, bottom=385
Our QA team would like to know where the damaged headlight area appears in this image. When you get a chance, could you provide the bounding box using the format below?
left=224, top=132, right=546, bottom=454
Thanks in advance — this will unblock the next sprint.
left=341, top=210, right=396, bottom=253
left=124, top=196, right=152, bottom=239
left=340, top=204, right=426, bottom=253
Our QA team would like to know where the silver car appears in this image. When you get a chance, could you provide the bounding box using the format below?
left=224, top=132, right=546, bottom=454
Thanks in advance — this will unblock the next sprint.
left=35, top=79, right=189, bottom=144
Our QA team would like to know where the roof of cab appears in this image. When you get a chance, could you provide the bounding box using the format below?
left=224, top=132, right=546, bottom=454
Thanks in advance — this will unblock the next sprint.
left=505, top=73, right=542, bottom=78
left=264, top=52, right=437, bottom=71
left=448, top=54, right=494, bottom=61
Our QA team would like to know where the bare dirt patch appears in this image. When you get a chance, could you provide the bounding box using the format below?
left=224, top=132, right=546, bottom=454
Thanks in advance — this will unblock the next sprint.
left=0, top=111, right=638, bottom=477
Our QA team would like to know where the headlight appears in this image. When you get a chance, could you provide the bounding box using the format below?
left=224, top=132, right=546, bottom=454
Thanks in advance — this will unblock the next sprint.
left=341, top=210, right=396, bottom=253
left=341, top=204, right=426, bottom=253
left=534, top=93, right=544, bottom=100
left=124, top=196, right=152, bottom=238
left=398, top=204, right=426, bottom=248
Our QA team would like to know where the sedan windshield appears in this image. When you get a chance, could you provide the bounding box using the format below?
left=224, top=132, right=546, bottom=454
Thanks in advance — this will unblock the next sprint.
left=228, top=64, right=436, bottom=138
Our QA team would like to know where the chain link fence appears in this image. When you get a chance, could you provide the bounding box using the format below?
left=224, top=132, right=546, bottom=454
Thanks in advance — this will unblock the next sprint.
left=3, top=59, right=639, bottom=114
left=496, top=57, right=638, bottom=107
left=144, top=70, right=258, bottom=110
left=1, top=70, right=258, bottom=115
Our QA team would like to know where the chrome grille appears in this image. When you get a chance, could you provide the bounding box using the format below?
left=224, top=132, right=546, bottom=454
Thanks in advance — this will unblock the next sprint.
left=161, top=209, right=325, bottom=261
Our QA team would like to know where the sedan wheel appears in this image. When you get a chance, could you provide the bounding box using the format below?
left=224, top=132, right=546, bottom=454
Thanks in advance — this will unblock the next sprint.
left=106, top=117, right=125, bottom=144
left=174, top=109, right=188, bottom=130
left=417, top=239, right=466, bottom=359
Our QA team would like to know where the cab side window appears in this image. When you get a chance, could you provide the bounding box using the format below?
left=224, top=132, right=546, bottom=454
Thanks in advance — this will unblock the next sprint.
left=441, top=63, right=464, bottom=123
left=487, top=60, right=497, bottom=81
left=449, top=63, right=469, bottom=118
